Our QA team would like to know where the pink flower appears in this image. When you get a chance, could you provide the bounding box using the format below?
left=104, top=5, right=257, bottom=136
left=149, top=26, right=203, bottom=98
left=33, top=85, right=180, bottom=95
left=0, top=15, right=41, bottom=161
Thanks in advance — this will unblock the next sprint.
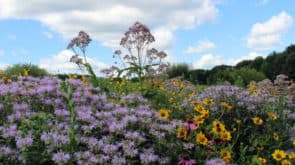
left=184, top=119, right=198, bottom=130
left=178, top=156, right=196, bottom=165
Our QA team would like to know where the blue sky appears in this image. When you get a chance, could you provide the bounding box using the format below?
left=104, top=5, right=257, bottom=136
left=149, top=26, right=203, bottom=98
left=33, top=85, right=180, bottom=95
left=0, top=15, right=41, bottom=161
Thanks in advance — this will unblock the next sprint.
left=0, top=0, right=294, bottom=75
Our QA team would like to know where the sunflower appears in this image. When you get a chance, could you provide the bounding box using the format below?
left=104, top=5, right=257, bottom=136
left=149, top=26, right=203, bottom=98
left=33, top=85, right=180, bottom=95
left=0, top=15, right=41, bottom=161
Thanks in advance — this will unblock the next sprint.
left=220, top=102, right=233, bottom=110
left=177, top=126, right=188, bottom=141
left=220, top=131, right=232, bottom=141
left=268, top=112, right=277, bottom=120
left=253, top=117, right=263, bottom=125
left=158, top=109, right=170, bottom=120
left=272, top=149, right=287, bottom=161
left=281, top=160, right=292, bottom=165
left=273, top=132, right=279, bottom=141
left=258, top=157, right=267, bottom=164
left=196, top=132, right=208, bottom=146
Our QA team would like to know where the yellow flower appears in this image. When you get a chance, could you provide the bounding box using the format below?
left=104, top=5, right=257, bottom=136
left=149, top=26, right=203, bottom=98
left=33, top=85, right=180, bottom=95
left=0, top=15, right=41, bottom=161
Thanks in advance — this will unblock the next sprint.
left=293, top=139, right=295, bottom=145
left=273, top=132, right=279, bottom=141
left=177, top=127, right=188, bottom=141
left=196, top=132, right=208, bottom=146
left=287, top=152, right=295, bottom=159
left=258, top=157, right=267, bottom=164
left=235, top=119, right=242, bottom=124
left=253, top=117, right=263, bottom=125
left=212, top=120, right=226, bottom=135
left=220, top=131, right=232, bottom=141
left=281, top=160, right=292, bottom=165
left=69, top=74, right=78, bottom=79
left=272, top=149, right=287, bottom=161
left=221, top=102, right=233, bottom=110
left=220, top=150, right=231, bottom=163
left=200, top=109, right=209, bottom=119
left=23, top=69, right=29, bottom=76
left=268, top=112, right=277, bottom=120
left=194, top=105, right=205, bottom=113
left=158, top=109, right=170, bottom=120
left=203, top=98, right=214, bottom=105
left=232, top=127, right=237, bottom=132
left=193, top=115, right=205, bottom=125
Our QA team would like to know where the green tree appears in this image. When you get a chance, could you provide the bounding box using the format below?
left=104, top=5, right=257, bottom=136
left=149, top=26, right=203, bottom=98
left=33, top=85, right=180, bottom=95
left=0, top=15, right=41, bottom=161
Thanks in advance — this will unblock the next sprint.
left=5, top=63, right=48, bottom=77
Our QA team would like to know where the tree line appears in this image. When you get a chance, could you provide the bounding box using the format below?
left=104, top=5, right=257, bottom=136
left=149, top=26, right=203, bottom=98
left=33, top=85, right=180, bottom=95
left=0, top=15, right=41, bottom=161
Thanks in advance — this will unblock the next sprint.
left=167, top=44, right=295, bottom=86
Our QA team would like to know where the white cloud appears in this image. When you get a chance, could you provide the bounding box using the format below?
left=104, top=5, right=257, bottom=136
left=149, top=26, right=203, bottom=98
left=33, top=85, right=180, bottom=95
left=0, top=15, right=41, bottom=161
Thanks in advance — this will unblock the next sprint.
left=43, top=31, right=54, bottom=39
left=192, top=54, right=223, bottom=69
left=192, top=52, right=266, bottom=69
left=184, top=40, right=216, bottom=54
left=39, top=50, right=108, bottom=76
left=0, top=0, right=220, bottom=49
left=151, top=28, right=175, bottom=50
left=247, top=11, right=293, bottom=51
left=0, top=63, right=9, bottom=70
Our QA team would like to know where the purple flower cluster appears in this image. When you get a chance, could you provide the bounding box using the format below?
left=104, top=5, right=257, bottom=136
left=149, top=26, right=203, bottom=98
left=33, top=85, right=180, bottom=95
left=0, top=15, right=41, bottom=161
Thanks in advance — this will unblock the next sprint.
left=0, top=76, right=177, bottom=164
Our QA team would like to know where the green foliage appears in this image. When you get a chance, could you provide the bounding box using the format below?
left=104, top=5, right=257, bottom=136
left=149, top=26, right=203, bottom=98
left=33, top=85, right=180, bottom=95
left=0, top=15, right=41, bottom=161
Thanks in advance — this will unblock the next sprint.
left=4, top=63, right=48, bottom=77
left=167, top=63, right=190, bottom=79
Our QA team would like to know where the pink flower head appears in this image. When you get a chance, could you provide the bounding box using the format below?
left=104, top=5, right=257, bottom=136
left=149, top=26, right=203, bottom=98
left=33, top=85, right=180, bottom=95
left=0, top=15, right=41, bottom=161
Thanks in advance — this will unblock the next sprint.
left=178, top=156, right=196, bottom=165
left=184, top=119, right=198, bottom=130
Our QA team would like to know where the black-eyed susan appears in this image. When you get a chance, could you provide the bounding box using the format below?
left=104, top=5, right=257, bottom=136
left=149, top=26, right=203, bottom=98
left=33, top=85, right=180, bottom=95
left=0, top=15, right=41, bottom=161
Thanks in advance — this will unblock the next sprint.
left=23, top=68, right=29, bottom=76
left=258, top=157, right=267, bottom=164
left=194, top=105, right=205, bottom=113
left=268, top=112, right=277, bottom=120
left=212, top=121, right=226, bottom=135
left=272, top=149, right=287, bottom=161
left=177, top=126, right=188, bottom=141
left=221, top=102, right=233, bottom=110
left=287, top=152, right=295, bottom=159
left=253, top=117, right=263, bottom=125
left=158, top=109, right=170, bottom=120
left=193, top=115, right=205, bottom=125
left=203, top=98, right=214, bottom=105
left=273, top=132, right=279, bottom=141
left=200, top=109, right=209, bottom=119
left=220, top=150, right=231, bottom=163
left=196, top=132, right=208, bottom=146
left=281, top=159, right=292, bottom=165
left=220, top=131, right=232, bottom=141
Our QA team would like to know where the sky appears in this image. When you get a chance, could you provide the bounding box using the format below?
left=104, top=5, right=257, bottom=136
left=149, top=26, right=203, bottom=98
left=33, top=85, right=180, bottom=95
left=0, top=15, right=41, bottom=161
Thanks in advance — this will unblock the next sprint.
left=0, top=0, right=294, bottom=75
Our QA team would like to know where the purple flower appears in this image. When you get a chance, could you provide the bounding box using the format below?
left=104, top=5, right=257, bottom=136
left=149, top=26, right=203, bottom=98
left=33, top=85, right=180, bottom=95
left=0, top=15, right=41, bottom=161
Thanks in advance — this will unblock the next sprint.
left=178, top=156, right=196, bottom=165
left=205, top=158, right=226, bottom=165
left=140, top=149, right=159, bottom=164
left=52, top=152, right=70, bottom=164
left=16, top=136, right=33, bottom=148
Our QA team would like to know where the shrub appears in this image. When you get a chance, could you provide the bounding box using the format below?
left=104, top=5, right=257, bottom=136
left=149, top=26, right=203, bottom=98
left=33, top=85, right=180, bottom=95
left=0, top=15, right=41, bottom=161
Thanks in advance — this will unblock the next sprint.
left=4, top=63, right=48, bottom=77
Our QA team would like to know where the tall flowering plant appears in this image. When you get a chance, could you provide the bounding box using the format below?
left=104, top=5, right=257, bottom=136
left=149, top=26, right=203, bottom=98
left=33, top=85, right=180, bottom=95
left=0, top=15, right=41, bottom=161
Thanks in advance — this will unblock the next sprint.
left=102, top=22, right=169, bottom=91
